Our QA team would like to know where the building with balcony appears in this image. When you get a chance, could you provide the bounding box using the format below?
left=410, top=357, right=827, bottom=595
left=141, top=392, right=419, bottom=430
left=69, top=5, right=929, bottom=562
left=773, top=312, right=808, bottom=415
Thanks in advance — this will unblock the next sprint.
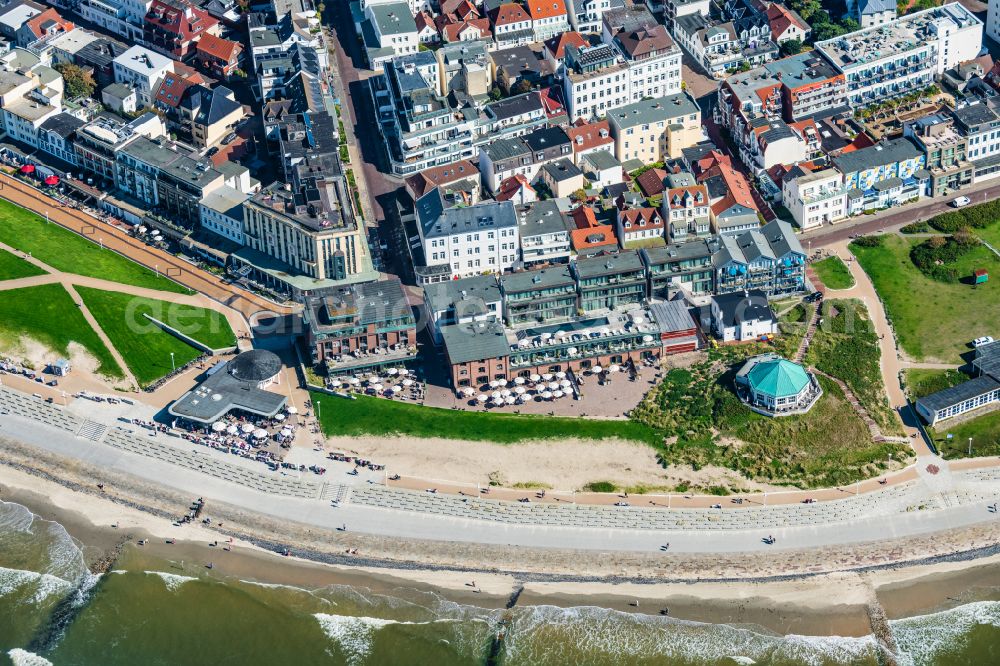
left=112, top=45, right=173, bottom=107
left=641, top=237, right=717, bottom=300
left=518, top=199, right=572, bottom=267
left=904, top=113, right=973, bottom=198
left=816, top=3, right=982, bottom=107
left=143, top=0, right=220, bottom=59
left=303, top=278, right=417, bottom=376
left=499, top=264, right=577, bottom=326
left=711, top=291, right=778, bottom=342
left=950, top=97, right=1000, bottom=182
left=478, top=126, right=573, bottom=193
left=425, top=274, right=502, bottom=344
left=781, top=164, right=848, bottom=230
left=712, top=220, right=806, bottom=297
left=574, top=249, right=647, bottom=313
left=672, top=0, right=778, bottom=76
left=416, top=190, right=520, bottom=280
left=372, top=51, right=477, bottom=176
left=662, top=183, right=711, bottom=242
left=832, top=137, right=929, bottom=214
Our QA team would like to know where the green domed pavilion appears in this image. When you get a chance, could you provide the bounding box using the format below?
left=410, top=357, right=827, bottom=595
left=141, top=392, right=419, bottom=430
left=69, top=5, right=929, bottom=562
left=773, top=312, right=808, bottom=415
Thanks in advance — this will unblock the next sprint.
left=735, top=354, right=822, bottom=416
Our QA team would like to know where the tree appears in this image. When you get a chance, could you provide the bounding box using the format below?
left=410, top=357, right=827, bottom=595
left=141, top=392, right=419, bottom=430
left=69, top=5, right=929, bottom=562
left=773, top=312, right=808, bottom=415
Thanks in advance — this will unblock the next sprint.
left=571, top=188, right=587, bottom=202
left=511, top=79, right=533, bottom=96
left=55, top=63, right=96, bottom=100
left=780, top=38, right=803, bottom=57
left=488, top=85, right=503, bottom=101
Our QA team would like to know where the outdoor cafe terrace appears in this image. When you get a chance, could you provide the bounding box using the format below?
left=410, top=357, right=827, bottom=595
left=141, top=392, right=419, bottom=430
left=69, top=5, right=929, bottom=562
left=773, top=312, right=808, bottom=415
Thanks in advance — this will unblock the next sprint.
left=506, top=306, right=666, bottom=370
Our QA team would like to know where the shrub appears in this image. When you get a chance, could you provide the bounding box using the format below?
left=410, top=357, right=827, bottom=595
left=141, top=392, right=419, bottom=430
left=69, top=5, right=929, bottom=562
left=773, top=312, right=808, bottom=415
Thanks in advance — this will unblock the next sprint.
left=583, top=481, right=617, bottom=493
left=927, top=199, right=1000, bottom=233
left=852, top=235, right=883, bottom=248
left=900, top=221, right=930, bottom=234
left=910, top=235, right=977, bottom=282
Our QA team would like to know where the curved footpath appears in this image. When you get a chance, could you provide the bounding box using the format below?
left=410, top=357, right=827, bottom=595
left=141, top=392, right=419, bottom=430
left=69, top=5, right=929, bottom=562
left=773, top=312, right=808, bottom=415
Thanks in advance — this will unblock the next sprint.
left=3, top=385, right=1000, bottom=577
left=0, top=173, right=295, bottom=320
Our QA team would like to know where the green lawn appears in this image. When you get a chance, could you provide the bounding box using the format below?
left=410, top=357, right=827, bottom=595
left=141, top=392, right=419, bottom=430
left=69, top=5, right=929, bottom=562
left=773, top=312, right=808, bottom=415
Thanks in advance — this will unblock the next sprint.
left=0, top=198, right=188, bottom=293
left=0, top=284, right=122, bottom=377
left=311, top=392, right=662, bottom=445
left=77, top=288, right=231, bottom=386
left=931, top=410, right=1000, bottom=459
left=904, top=368, right=969, bottom=399
left=851, top=235, right=1000, bottom=362
left=0, top=248, right=46, bottom=281
left=811, top=256, right=855, bottom=290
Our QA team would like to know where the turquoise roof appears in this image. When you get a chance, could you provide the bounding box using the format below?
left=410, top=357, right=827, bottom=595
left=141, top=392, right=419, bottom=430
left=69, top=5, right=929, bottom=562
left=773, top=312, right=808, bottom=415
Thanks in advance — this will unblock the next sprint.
left=746, top=358, right=810, bottom=398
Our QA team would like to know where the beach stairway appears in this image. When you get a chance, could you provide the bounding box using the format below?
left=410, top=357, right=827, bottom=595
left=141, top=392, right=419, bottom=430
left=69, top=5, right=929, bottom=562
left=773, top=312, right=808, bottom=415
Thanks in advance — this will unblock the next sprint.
left=793, top=300, right=821, bottom=363
left=76, top=419, right=108, bottom=442
left=320, top=483, right=351, bottom=504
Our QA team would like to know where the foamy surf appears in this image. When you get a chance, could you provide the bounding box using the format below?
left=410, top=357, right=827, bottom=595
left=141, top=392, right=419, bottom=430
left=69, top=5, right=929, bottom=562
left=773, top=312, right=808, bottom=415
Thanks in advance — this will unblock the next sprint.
left=0, top=567, right=73, bottom=605
left=7, top=649, right=54, bottom=666
left=890, top=599, right=1000, bottom=666
left=144, top=571, right=197, bottom=592
left=314, top=613, right=460, bottom=664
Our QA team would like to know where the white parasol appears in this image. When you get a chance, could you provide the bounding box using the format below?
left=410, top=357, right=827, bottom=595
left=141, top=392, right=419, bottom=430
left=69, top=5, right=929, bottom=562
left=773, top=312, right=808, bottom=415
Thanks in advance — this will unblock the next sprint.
left=529, top=373, right=541, bottom=382
left=226, top=425, right=239, bottom=435
left=556, top=371, right=566, bottom=379
left=286, top=406, right=298, bottom=414
left=505, top=396, right=517, bottom=405
left=542, top=373, right=554, bottom=381
left=212, top=421, right=226, bottom=432
left=500, top=388, right=512, bottom=397
left=514, top=376, right=525, bottom=385
left=515, top=385, right=526, bottom=395
left=560, top=379, right=571, bottom=388
left=397, top=368, right=408, bottom=375
left=350, top=377, right=361, bottom=385
left=492, top=390, right=504, bottom=400
left=608, top=364, right=620, bottom=373
left=274, top=413, right=286, bottom=421
left=567, top=347, right=578, bottom=355
left=372, top=384, right=384, bottom=392
left=592, top=365, right=603, bottom=373
left=240, top=422, right=254, bottom=433
left=541, top=391, right=553, bottom=400
left=403, top=378, right=414, bottom=387
left=392, top=385, right=402, bottom=393
left=548, top=381, right=560, bottom=390
left=553, top=390, right=564, bottom=398
left=387, top=368, right=398, bottom=375
left=253, top=428, right=268, bottom=439
left=476, top=394, right=489, bottom=402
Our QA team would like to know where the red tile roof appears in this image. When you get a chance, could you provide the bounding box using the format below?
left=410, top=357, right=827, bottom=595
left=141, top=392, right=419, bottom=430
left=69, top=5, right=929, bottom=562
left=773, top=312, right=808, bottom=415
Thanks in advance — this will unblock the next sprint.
left=665, top=184, right=708, bottom=209
left=636, top=168, right=667, bottom=196
left=415, top=10, right=436, bottom=33
left=153, top=71, right=203, bottom=108
left=566, top=119, right=613, bottom=153
left=699, top=163, right=758, bottom=216
left=146, top=0, right=218, bottom=41
left=404, top=160, right=478, bottom=199
left=766, top=4, right=808, bottom=42
left=196, top=33, right=241, bottom=62
left=25, top=8, right=73, bottom=40
left=620, top=207, right=663, bottom=229
left=526, top=0, right=567, bottom=20
left=493, top=2, right=529, bottom=26
left=569, top=205, right=616, bottom=250
left=544, top=31, right=587, bottom=60
left=443, top=18, right=491, bottom=42
left=495, top=174, right=534, bottom=201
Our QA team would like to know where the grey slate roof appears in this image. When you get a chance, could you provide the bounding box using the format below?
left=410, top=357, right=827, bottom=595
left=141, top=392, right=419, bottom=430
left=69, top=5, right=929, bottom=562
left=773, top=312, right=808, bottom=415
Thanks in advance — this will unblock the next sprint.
left=441, top=320, right=511, bottom=363
left=713, top=290, right=776, bottom=327
left=520, top=200, right=570, bottom=237
left=608, top=92, right=700, bottom=130
left=424, top=275, right=501, bottom=315
left=574, top=250, right=645, bottom=279
left=500, top=265, right=575, bottom=294
left=369, top=2, right=417, bottom=36
left=39, top=112, right=84, bottom=138
left=832, top=138, right=922, bottom=175
left=484, top=91, right=543, bottom=121
left=917, top=375, right=1000, bottom=412
left=542, top=158, right=583, bottom=182
left=417, top=189, right=518, bottom=239
left=168, top=350, right=287, bottom=424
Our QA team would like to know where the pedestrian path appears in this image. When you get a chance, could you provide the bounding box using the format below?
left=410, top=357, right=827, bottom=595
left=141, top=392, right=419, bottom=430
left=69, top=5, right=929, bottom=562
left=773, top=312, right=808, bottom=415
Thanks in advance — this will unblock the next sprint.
left=76, top=419, right=107, bottom=442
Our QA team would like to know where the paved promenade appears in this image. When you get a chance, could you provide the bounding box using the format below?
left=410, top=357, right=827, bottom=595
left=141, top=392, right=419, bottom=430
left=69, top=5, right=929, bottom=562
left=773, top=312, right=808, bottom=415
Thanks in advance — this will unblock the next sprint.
left=4, top=386, right=1000, bottom=556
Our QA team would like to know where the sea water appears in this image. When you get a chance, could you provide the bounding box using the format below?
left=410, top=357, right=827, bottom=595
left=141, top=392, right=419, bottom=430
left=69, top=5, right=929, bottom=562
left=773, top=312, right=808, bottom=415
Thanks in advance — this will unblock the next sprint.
left=2, top=500, right=999, bottom=666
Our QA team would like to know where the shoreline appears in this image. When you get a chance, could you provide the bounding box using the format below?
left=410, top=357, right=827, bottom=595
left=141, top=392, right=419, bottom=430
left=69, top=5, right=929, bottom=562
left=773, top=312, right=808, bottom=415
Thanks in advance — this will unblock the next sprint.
left=4, top=456, right=1000, bottom=640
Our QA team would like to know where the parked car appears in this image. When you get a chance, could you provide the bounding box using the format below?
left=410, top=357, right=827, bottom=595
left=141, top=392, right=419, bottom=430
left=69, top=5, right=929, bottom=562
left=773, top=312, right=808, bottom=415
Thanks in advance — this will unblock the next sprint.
left=952, top=196, right=971, bottom=208
left=973, top=336, right=995, bottom=348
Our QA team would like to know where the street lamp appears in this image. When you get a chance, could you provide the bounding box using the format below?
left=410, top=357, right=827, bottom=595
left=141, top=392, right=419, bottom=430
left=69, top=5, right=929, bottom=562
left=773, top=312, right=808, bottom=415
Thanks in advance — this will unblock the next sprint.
left=969, top=437, right=974, bottom=456
left=170, top=352, right=175, bottom=373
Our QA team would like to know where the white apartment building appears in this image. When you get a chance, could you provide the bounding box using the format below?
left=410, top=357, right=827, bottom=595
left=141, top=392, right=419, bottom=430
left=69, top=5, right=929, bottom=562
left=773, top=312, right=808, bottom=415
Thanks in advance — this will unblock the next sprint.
left=113, top=45, right=173, bottom=107
left=574, top=0, right=614, bottom=34
left=416, top=191, right=521, bottom=279
left=817, top=3, right=983, bottom=107
left=781, top=165, right=848, bottom=230
left=990, top=0, right=1000, bottom=44
left=200, top=186, right=249, bottom=244
left=527, top=0, right=570, bottom=41
left=951, top=98, right=1000, bottom=182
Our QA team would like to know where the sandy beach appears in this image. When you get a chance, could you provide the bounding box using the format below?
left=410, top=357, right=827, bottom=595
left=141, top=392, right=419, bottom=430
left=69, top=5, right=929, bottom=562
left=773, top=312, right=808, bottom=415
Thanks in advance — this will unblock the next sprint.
left=5, top=442, right=1000, bottom=640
